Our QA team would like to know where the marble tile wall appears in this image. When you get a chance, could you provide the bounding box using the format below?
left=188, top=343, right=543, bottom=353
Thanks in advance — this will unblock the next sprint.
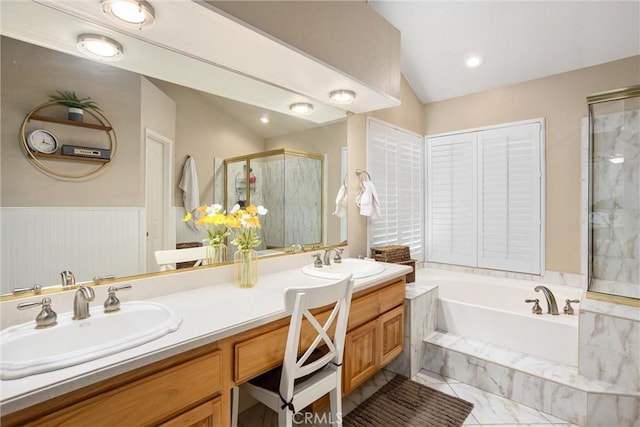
left=386, top=281, right=438, bottom=378
left=578, top=298, right=640, bottom=392
left=254, top=155, right=322, bottom=248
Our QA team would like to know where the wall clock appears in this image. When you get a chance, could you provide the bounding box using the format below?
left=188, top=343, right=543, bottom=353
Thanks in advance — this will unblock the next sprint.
left=27, top=129, right=58, bottom=154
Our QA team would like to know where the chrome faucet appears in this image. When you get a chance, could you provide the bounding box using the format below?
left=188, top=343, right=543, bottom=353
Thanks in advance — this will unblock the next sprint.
left=534, top=285, right=559, bottom=315
left=61, top=270, right=76, bottom=287
left=323, top=248, right=344, bottom=266
left=73, top=286, right=95, bottom=320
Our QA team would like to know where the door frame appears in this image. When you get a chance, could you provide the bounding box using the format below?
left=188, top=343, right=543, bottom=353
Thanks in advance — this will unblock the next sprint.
left=144, top=128, right=174, bottom=273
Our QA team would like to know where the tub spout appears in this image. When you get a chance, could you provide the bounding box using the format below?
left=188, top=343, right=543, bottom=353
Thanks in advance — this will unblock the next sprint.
left=534, top=285, right=559, bottom=315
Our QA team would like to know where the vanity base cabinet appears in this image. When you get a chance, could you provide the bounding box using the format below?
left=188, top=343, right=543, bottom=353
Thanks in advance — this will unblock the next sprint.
left=343, top=304, right=405, bottom=395
left=378, top=305, right=404, bottom=367
left=1, top=346, right=225, bottom=427
left=159, top=397, right=222, bottom=427
left=342, top=277, right=406, bottom=395
left=343, top=319, right=379, bottom=393
left=1, top=277, right=406, bottom=426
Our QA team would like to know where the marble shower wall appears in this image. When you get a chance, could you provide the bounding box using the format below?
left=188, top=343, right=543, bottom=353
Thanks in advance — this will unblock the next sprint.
left=256, top=154, right=322, bottom=248
left=591, top=107, right=640, bottom=294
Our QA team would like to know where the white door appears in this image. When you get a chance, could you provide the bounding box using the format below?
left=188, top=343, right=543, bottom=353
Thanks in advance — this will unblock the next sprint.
left=145, top=129, right=173, bottom=273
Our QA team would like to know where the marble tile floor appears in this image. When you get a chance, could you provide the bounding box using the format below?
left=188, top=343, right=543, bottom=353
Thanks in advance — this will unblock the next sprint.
left=237, top=369, right=578, bottom=427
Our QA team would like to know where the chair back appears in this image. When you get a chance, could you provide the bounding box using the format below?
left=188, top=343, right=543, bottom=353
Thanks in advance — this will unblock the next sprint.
left=280, top=274, right=354, bottom=401
left=154, top=246, right=209, bottom=271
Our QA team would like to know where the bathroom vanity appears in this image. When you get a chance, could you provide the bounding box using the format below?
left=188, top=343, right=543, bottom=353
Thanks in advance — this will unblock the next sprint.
left=0, top=256, right=410, bottom=426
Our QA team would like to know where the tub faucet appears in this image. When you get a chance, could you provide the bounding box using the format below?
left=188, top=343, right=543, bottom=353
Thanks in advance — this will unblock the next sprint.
left=323, top=248, right=343, bottom=266
left=534, top=286, right=559, bottom=315
left=73, top=286, right=95, bottom=320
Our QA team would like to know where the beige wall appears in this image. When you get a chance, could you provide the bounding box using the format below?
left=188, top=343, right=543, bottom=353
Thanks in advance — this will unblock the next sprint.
left=148, top=80, right=265, bottom=208
left=210, top=1, right=402, bottom=99
left=423, top=56, right=640, bottom=274
left=1, top=37, right=143, bottom=207
left=370, top=76, right=424, bottom=135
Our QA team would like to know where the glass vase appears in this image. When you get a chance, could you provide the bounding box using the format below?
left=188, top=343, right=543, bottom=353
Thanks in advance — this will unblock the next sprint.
left=206, top=243, right=227, bottom=265
left=234, top=248, right=258, bottom=288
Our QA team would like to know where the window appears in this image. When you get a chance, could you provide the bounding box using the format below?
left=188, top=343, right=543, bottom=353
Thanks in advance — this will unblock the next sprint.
left=367, top=118, right=424, bottom=261
left=426, top=120, right=544, bottom=274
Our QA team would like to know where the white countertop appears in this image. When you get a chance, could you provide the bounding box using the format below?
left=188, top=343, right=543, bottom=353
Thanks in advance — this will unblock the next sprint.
left=0, top=258, right=411, bottom=415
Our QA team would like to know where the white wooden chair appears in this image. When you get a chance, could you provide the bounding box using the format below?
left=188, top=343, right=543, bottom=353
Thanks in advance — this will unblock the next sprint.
left=232, top=274, right=354, bottom=427
left=154, top=246, right=209, bottom=271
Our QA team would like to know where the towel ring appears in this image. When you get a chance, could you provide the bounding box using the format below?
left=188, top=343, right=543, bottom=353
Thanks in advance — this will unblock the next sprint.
left=355, top=169, right=371, bottom=181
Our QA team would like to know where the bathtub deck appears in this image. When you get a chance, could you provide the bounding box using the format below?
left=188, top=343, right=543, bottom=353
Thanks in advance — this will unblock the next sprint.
left=423, top=330, right=640, bottom=426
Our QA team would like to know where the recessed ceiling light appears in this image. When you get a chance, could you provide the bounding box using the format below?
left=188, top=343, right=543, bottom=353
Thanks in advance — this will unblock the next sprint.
left=76, top=34, right=124, bottom=61
left=329, top=90, right=356, bottom=104
left=101, top=0, right=155, bottom=28
left=465, top=55, right=484, bottom=68
left=289, top=103, right=314, bottom=115
left=259, top=115, right=270, bottom=124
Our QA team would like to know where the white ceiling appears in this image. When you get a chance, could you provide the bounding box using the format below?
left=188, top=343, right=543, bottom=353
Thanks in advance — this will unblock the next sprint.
left=369, top=1, right=640, bottom=104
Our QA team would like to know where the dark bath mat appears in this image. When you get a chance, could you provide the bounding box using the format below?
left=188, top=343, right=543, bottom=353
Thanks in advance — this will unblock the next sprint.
left=343, top=375, right=474, bottom=427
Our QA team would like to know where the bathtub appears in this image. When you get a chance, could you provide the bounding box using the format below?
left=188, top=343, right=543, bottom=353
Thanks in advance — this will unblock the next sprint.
left=421, top=270, right=582, bottom=367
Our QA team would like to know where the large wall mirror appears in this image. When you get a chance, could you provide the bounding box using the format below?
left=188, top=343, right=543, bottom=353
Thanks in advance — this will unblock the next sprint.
left=1, top=20, right=347, bottom=296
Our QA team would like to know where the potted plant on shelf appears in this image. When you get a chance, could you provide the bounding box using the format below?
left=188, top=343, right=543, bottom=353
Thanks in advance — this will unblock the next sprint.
left=47, top=90, right=101, bottom=122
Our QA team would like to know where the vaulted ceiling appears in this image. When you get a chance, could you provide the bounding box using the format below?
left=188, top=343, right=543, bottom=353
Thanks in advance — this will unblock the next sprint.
left=369, top=1, right=640, bottom=103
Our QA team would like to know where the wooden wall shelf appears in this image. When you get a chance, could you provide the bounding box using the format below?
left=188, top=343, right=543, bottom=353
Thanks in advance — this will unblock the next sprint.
left=30, top=114, right=112, bottom=131
left=20, top=101, right=117, bottom=180
left=32, top=152, right=110, bottom=163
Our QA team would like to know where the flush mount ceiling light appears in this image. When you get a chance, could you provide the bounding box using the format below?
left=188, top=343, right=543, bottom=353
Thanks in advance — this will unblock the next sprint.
left=76, top=34, right=124, bottom=61
left=289, top=102, right=314, bottom=115
left=465, top=54, right=484, bottom=68
left=259, top=115, right=270, bottom=124
left=329, top=89, right=356, bottom=104
left=101, top=0, right=155, bottom=28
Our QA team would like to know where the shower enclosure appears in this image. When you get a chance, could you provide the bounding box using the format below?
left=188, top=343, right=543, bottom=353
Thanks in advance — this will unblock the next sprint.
left=588, top=85, right=640, bottom=302
left=224, top=149, right=323, bottom=252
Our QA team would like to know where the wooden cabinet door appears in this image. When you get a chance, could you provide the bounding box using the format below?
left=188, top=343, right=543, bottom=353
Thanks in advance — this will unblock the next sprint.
left=343, top=319, right=378, bottom=394
left=378, top=305, right=404, bottom=367
left=159, top=397, right=222, bottom=427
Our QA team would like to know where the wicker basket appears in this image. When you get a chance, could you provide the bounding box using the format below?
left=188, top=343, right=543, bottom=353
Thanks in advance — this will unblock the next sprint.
left=370, top=245, right=411, bottom=263
left=397, top=259, right=416, bottom=283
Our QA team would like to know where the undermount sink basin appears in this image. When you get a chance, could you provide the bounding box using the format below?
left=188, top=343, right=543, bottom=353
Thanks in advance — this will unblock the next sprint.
left=0, top=301, right=182, bottom=380
left=301, top=258, right=386, bottom=280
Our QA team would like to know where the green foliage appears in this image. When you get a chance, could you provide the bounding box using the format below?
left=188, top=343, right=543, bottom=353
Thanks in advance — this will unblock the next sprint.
left=48, top=90, right=101, bottom=112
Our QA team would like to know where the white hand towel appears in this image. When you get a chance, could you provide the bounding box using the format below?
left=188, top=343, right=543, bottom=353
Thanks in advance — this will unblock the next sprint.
left=179, top=157, right=200, bottom=230
left=356, top=181, right=381, bottom=219
left=333, top=184, right=348, bottom=218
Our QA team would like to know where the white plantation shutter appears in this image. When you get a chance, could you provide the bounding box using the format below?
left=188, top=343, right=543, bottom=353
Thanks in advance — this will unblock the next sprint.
left=367, top=119, right=424, bottom=261
left=478, top=124, right=541, bottom=273
left=426, top=133, right=477, bottom=265
left=426, top=119, right=544, bottom=274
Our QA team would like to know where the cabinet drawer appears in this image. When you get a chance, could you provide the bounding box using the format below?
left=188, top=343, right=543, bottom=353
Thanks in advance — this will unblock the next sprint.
left=378, top=280, right=405, bottom=314
left=347, top=290, right=379, bottom=331
left=27, top=350, right=222, bottom=427
left=235, top=325, right=289, bottom=383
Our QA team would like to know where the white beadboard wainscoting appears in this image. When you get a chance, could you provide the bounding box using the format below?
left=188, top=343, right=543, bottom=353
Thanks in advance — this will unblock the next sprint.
left=1, top=207, right=144, bottom=294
